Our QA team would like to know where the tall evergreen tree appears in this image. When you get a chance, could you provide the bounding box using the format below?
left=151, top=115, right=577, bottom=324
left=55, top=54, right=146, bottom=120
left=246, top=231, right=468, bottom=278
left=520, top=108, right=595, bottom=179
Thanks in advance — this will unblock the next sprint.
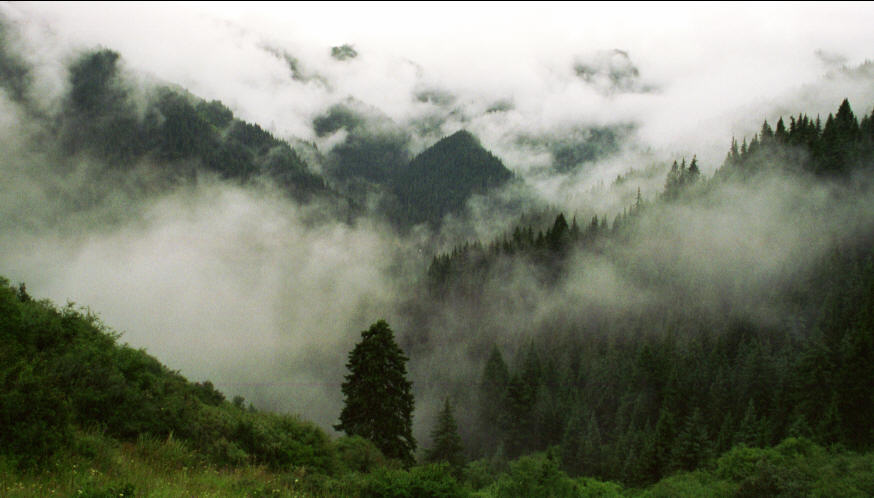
left=335, top=320, right=416, bottom=465
left=670, top=408, right=712, bottom=471
left=425, top=398, right=465, bottom=474
left=479, top=345, right=509, bottom=452
left=686, top=156, right=701, bottom=184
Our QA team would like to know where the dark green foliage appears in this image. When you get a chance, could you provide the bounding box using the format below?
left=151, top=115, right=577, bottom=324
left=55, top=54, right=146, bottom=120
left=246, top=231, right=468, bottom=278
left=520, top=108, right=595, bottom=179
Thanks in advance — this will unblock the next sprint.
left=670, top=408, right=712, bottom=472
left=313, top=103, right=366, bottom=136
left=330, top=130, right=412, bottom=185
left=0, top=18, right=33, bottom=104
left=334, top=435, right=388, bottom=473
left=149, top=89, right=219, bottom=164
left=543, top=125, right=632, bottom=173
left=61, top=49, right=146, bottom=164
left=68, top=49, right=126, bottom=115
left=335, top=320, right=417, bottom=466
left=0, top=360, right=72, bottom=468
left=0, top=278, right=334, bottom=472
left=392, top=130, right=514, bottom=227
left=426, top=206, right=624, bottom=297
left=425, top=399, right=465, bottom=474
left=193, top=380, right=226, bottom=406
left=561, top=410, right=603, bottom=478
left=486, top=449, right=581, bottom=498
left=457, top=222, right=874, bottom=485
left=331, top=44, right=358, bottom=61
left=717, top=98, right=874, bottom=180
left=474, top=346, right=510, bottom=456
left=354, top=463, right=466, bottom=498
left=663, top=156, right=701, bottom=200
left=424, top=99, right=874, bottom=486
left=36, top=47, right=333, bottom=204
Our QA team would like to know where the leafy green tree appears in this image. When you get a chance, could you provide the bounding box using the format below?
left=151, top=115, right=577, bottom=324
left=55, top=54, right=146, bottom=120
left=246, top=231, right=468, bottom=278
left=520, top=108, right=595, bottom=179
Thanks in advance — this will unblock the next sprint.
left=335, top=320, right=417, bottom=465
left=425, top=398, right=465, bottom=475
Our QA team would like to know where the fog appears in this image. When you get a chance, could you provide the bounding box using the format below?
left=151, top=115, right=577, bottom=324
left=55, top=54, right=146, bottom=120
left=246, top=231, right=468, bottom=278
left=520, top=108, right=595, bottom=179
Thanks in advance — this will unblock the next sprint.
left=2, top=2, right=874, bottom=447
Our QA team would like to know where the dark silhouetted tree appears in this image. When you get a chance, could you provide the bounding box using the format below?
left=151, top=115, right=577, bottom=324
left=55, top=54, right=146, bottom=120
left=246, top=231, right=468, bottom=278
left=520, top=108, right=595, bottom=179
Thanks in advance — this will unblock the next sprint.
left=335, top=320, right=416, bottom=465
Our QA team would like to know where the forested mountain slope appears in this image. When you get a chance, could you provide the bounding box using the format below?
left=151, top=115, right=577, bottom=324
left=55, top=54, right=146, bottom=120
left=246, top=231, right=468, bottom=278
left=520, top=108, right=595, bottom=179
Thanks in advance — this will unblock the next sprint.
left=406, top=98, right=874, bottom=485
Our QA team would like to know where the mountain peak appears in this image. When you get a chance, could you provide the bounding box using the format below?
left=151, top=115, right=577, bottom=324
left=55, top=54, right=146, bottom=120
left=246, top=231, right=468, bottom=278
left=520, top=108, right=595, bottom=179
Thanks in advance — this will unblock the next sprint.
left=391, top=130, right=513, bottom=227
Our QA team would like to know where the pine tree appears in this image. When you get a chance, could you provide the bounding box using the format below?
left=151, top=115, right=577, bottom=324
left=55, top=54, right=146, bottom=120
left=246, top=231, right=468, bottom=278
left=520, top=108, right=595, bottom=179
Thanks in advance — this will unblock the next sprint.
left=735, top=399, right=760, bottom=447
left=335, top=320, right=416, bottom=465
left=669, top=408, right=712, bottom=471
left=664, top=160, right=680, bottom=199
left=687, top=156, right=701, bottom=184
left=547, top=213, right=570, bottom=250
left=479, top=345, right=509, bottom=454
left=642, top=404, right=677, bottom=480
left=760, top=120, right=774, bottom=143
left=775, top=116, right=788, bottom=143
left=425, top=398, right=465, bottom=473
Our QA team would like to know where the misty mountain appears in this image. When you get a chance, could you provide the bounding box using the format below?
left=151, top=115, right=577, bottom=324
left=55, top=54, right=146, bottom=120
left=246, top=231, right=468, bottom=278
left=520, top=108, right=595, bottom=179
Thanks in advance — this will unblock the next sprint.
left=517, top=124, right=634, bottom=174
left=314, top=101, right=413, bottom=188
left=314, top=103, right=516, bottom=228
left=59, top=49, right=335, bottom=203
left=391, top=130, right=514, bottom=227
left=0, top=39, right=341, bottom=220
left=401, top=98, right=874, bottom=485
left=4, top=4, right=874, bottom=496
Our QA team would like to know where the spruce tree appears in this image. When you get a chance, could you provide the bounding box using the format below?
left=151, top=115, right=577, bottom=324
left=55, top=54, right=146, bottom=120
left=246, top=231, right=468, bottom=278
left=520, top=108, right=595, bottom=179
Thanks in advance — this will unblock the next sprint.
left=479, top=345, right=509, bottom=451
left=335, top=320, right=416, bottom=465
left=687, top=156, right=701, bottom=183
left=425, top=398, right=465, bottom=473
left=735, top=399, right=760, bottom=447
left=669, top=407, right=711, bottom=471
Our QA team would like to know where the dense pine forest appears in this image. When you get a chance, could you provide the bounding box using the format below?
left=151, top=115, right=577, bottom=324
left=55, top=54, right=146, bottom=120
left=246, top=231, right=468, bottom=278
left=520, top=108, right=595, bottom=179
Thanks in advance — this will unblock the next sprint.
left=3, top=4, right=874, bottom=497
left=416, top=98, right=874, bottom=484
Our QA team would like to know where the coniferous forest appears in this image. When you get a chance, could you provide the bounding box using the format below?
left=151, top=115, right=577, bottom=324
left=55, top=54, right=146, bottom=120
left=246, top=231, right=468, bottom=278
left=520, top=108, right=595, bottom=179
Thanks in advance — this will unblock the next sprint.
left=2, top=4, right=874, bottom=497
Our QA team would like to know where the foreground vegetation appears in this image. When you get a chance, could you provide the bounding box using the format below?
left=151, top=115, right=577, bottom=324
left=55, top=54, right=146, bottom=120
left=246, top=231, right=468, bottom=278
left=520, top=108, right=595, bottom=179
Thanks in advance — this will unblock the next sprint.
left=3, top=430, right=873, bottom=496
left=3, top=278, right=874, bottom=496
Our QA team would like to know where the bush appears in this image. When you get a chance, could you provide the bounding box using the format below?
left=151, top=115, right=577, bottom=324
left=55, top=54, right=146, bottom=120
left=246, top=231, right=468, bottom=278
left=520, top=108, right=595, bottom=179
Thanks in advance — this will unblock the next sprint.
left=357, top=463, right=467, bottom=498
left=0, top=360, right=71, bottom=468
left=134, top=433, right=199, bottom=472
left=486, top=450, right=579, bottom=498
left=639, top=471, right=732, bottom=498
left=334, top=435, right=387, bottom=474
left=575, top=477, right=626, bottom=497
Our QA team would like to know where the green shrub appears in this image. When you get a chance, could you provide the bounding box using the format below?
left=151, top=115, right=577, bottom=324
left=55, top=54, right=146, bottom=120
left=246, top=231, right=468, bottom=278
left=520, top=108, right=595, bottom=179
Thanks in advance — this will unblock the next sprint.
left=0, top=360, right=71, bottom=468
left=486, top=450, right=578, bottom=498
left=639, top=471, right=732, bottom=498
left=357, top=463, right=467, bottom=498
left=134, top=433, right=199, bottom=471
left=334, top=435, right=387, bottom=474
left=575, top=476, right=626, bottom=497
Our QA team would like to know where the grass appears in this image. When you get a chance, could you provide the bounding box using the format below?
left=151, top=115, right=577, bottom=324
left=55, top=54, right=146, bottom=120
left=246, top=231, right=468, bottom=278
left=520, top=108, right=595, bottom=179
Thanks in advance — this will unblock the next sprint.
left=0, top=430, right=312, bottom=497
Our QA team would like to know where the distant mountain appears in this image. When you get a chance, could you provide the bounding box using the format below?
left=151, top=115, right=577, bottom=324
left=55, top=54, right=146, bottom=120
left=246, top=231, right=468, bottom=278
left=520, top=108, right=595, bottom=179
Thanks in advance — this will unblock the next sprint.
left=390, top=130, right=514, bottom=227
left=0, top=44, right=339, bottom=208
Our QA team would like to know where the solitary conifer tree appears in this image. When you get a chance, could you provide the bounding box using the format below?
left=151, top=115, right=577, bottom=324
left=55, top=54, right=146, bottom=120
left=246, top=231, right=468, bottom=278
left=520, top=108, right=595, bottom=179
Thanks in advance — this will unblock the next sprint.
left=335, top=320, right=416, bottom=465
